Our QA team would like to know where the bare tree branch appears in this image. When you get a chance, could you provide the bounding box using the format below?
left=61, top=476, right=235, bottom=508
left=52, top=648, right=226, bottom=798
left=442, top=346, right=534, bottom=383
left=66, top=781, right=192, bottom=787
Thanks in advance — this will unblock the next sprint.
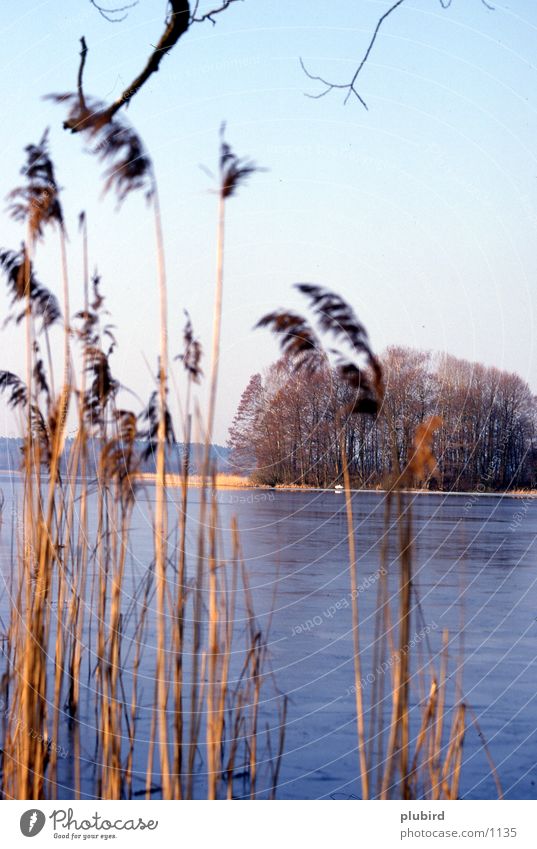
left=90, top=0, right=138, bottom=23
left=64, top=1, right=191, bottom=132
left=301, top=0, right=406, bottom=108
left=301, top=0, right=494, bottom=108
left=77, top=36, right=88, bottom=112
left=299, top=57, right=369, bottom=108
left=69, top=0, right=240, bottom=133
left=190, top=0, right=242, bottom=26
left=440, top=0, right=494, bottom=7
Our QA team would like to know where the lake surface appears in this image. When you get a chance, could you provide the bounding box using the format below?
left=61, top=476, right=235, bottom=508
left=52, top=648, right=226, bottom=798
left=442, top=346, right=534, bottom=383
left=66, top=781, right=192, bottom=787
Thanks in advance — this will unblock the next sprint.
left=1, top=473, right=536, bottom=799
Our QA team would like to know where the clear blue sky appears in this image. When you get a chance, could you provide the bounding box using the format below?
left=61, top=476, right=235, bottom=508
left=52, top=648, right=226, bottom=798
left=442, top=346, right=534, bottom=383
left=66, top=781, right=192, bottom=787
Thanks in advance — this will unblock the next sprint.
left=1, top=1, right=536, bottom=441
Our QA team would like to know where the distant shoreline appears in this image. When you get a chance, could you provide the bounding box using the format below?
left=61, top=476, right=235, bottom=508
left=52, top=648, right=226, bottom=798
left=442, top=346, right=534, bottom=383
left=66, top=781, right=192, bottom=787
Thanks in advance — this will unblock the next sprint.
left=0, top=468, right=535, bottom=498
left=134, top=473, right=537, bottom=498
left=136, top=472, right=256, bottom=489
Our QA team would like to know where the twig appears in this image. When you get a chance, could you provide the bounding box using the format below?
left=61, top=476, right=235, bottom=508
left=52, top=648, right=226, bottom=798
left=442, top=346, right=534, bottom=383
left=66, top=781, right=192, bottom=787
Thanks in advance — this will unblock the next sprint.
left=301, top=0, right=494, bottom=108
left=77, top=37, right=88, bottom=112
left=190, top=0, right=242, bottom=26
left=301, top=0, right=406, bottom=108
left=90, top=0, right=138, bottom=23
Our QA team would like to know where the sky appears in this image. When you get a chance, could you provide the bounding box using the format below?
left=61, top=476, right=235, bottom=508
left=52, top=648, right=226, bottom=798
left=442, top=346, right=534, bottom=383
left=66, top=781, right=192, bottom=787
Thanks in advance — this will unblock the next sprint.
left=0, top=0, right=536, bottom=442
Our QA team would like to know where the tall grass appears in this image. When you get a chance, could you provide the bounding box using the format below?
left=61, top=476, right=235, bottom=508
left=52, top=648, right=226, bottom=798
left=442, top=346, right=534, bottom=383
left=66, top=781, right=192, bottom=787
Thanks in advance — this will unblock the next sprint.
left=0, top=122, right=284, bottom=800
left=0, top=113, right=500, bottom=801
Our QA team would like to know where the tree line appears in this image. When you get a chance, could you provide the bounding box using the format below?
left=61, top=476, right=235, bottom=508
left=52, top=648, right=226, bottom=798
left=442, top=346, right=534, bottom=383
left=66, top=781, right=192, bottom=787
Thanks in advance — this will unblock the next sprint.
left=228, top=346, right=537, bottom=491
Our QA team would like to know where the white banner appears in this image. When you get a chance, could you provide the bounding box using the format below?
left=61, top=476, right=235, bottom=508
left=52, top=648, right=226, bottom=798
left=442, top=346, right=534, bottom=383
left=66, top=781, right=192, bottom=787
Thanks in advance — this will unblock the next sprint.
left=1, top=800, right=536, bottom=848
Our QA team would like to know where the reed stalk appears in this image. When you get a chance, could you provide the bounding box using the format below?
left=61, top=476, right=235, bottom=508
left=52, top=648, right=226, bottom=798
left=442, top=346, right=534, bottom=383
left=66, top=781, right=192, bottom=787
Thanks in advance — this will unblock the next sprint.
left=152, top=183, right=172, bottom=799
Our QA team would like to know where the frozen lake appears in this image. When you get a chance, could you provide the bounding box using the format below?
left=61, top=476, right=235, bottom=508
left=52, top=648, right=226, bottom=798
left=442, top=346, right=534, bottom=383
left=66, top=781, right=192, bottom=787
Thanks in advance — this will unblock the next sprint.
left=1, top=473, right=536, bottom=799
